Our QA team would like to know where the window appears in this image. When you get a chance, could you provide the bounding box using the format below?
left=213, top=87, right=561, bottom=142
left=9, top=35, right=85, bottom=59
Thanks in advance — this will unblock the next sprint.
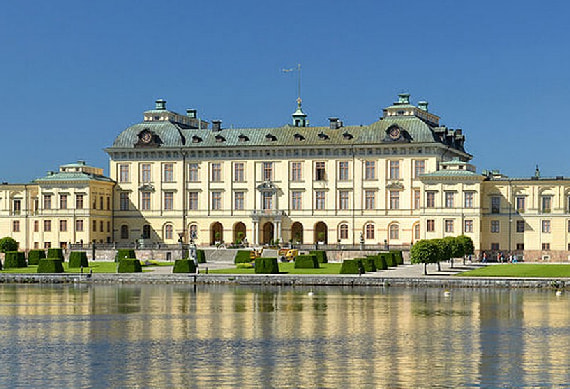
left=339, top=224, right=349, bottom=240
left=163, top=163, right=174, bottom=182
left=234, top=191, right=245, bottom=210
left=338, top=161, right=349, bottom=181
left=339, top=191, right=350, bottom=210
left=262, top=192, right=273, bottom=210
left=59, top=220, right=67, bottom=232
left=76, top=194, right=83, bottom=209
left=291, top=162, right=302, bottom=181
left=365, top=223, right=375, bottom=240
left=364, top=161, right=376, bottom=180
left=389, top=224, right=399, bottom=240
left=120, top=192, right=129, bottom=211
left=12, top=220, right=20, bottom=232
left=76, top=219, right=83, bottom=232
left=491, top=243, right=500, bottom=251
left=445, top=219, right=454, bottom=233
left=141, top=163, right=152, bottom=183
left=44, top=242, right=51, bottom=249
left=389, top=160, right=400, bottom=179
left=44, top=220, right=51, bottom=232
left=34, top=220, right=39, bottom=232
left=189, top=224, right=198, bottom=241
left=99, top=196, right=104, bottom=210
left=141, top=192, right=151, bottom=211
left=43, top=195, right=52, bottom=210
left=92, top=197, right=96, bottom=210
left=211, top=191, right=222, bottom=210
left=142, top=225, right=151, bottom=239
left=188, top=163, right=199, bottom=182
left=107, top=221, right=111, bottom=233
left=164, top=192, right=174, bottom=210
left=464, top=192, right=474, bottom=208
left=542, top=196, right=552, bottom=213
left=315, top=162, right=326, bottom=181
left=389, top=191, right=400, bottom=210
left=365, top=190, right=375, bottom=210
left=414, top=160, right=425, bottom=178
left=516, top=243, right=524, bottom=251
left=516, top=220, right=525, bottom=233
left=211, top=163, right=222, bottom=182
left=445, top=192, right=455, bottom=208
left=315, top=191, right=326, bottom=210
left=413, top=224, right=420, bottom=240
left=119, top=164, right=129, bottom=183
left=13, top=199, right=21, bottom=215
left=188, top=192, right=198, bottom=210
left=234, top=162, right=245, bottom=182
left=516, top=196, right=525, bottom=213
left=60, top=195, right=67, bottom=209
left=464, top=220, right=473, bottom=233
left=491, top=196, right=500, bottom=214
left=542, top=220, right=551, bottom=233
left=291, top=191, right=302, bottom=210
left=426, top=191, right=435, bottom=208
left=164, top=224, right=173, bottom=240
left=427, top=219, right=435, bottom=232
left=92, top=220, right=97, bottom=232
left=120, top=225, right=129, bottom=239
left=542, top=243, right=551, bottom=251
left=107, top=197, right=111, bottom=210
left=413, top=190, right=420, bottom=210
left=263, top=162, right=273, bottom=181
left=491, top=220, right=500, bottom=233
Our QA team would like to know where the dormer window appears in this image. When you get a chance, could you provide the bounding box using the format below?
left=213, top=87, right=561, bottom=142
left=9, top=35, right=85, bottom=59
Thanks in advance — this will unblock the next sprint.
left=215, top=135, right=226, bottom=143
left=342, top=131, right=353, bottom=140
left=192, top=135, right=202, bottom=143
left=238, top=134, right=249, bottom=142
left=294, top=133, right=305, bottom=141
left=318, top=132, right=329, bottom=140
left=265, top=133, right=277, bottom=142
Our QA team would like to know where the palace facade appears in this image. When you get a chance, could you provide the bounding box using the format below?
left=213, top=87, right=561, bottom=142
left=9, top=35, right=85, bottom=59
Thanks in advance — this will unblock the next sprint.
left=2, top=94, right=570, bottom=261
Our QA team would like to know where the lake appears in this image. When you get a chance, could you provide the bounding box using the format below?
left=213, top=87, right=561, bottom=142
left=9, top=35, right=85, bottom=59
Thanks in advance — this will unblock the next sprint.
left=0, top=284, right=568, bottom=388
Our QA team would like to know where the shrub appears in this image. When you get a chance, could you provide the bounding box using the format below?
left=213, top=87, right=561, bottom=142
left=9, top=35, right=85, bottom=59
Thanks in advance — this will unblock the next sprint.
left=28, top=249, right=46, bottom=265
left=365, top=255, right=382, bottom=271
left=4, top=251, right=27, bottom=268
left=390, top=251, right=404, bottom=265
left=196, top=249, right=206, bottom=264
left=0, top=237, right=18, bottom=253
left=340, top=259, right=364, bottom=274
left=117, top=259, right=142, bottom=273
left=309, top=250, right=328, bottom=263
left=116, top=249, right=136, bottom=262
left=37, top=259, right=64, bottom=273
left=235, top=250, right=253, bottom=264
left=236, top=263, right=253, bottom=269
left=380, top=252, right=397, bottom=267
left=294, top=254, right=319, bottom=269
left=410, top=239, right=440, bottom=275
left=68, top=251, right=89, bottom=268
left=255, top=257, right=279, bottom=274
left=358, top=257, right=376, bottom=272
left=173, top=259, right=197, bottom=273
left=47, top=248, right=64, bottom=260
left=372, top=255, right=388, bottom=270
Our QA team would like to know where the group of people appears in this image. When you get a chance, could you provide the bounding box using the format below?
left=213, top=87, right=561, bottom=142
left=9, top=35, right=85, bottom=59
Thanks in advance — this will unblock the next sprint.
left=480, top=251, right=519, bottom=263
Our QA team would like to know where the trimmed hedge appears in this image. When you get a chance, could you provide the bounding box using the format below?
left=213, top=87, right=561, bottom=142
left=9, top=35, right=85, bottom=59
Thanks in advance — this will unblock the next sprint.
left=69, top=251, right=89, bottom=268
left=37, top=259, right=64, bottom=273
left=380, top=252, right=397, bottom=267
left=362, top=256, right=377, bottom=272
left=117, top=259, right=142, bottom=273
left=255, top=257, right=279, bottom=274
left=4, top=251, right=27, bottom=268
left=372, top=255, right=388, bottom=271
left=340, top=259, right=364, bottom=274
left=28, top=249, right=46, bottom=265
left=294, top=254, right=319, bottom=269
left=196, top=249, right=206, bottom=264
left=116, top=249, right=136, bottom=262
left=391, top=251, right=404, bottom=265
left=173, top=259, right=197, bottom=273
left=47, top=248, right=64, bottom=260
left=235, top=250, right=253, bottom=264
left=309, top=250, right=328, bottom=264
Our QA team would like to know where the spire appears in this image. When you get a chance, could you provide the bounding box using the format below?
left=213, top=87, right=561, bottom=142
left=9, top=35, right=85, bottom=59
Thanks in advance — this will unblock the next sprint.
left=292, top=97, right=308, bottom=127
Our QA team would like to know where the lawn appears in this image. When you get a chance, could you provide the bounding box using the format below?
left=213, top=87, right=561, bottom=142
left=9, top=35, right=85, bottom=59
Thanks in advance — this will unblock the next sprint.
left=0, top=261, right=173, bottom=274
left=457, top=264, right=570, bottom=278
left=205, top=262, right=343, bottom=275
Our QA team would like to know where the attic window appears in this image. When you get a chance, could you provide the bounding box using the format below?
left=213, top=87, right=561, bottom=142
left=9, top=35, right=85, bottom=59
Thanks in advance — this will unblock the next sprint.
left=265, top=133, right=277, bottom=141
left=342, top=131, right=353, bottom=140
left=294, top=133, right=305, bottom=141
left=192, top=135, right=202, bottom=143
left=215, top=135, right=226, bottom=143
left=238, top=134, right=249, bottom=142
left=318, top=132, right=330, bottom=140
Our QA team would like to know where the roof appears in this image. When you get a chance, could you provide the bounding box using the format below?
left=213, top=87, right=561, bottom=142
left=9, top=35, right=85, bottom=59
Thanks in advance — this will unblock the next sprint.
left=33, top=171, right=114, bottom=184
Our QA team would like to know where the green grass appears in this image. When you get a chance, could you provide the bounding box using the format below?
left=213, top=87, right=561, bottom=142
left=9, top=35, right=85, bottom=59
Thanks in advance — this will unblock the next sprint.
left=457, top=264, right=570, bottom=278
left=204, top=262, right=343, bottom=275
left=1, top=262, right=119, bottom=274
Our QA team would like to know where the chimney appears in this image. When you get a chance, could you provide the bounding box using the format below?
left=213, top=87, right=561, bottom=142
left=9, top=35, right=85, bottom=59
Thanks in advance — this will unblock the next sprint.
left=328, top=117, right=340, bottom=130
left=155, top=99, right=166, bottom=110
left=212, top=120, right=222, bottom=131
left=186, top=109, right=197, bottom=118
left=418, top=101, right=429, bottom=111
left=398, top=93, right=410, bottom=104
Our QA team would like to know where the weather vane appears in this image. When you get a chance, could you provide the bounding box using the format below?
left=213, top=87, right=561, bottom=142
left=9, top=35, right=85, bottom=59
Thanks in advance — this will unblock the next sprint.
left=282, top=64, right=302, bottom=104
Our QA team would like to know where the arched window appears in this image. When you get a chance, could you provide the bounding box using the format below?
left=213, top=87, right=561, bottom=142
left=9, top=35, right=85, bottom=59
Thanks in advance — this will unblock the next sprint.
left=365, top=223, right=375, bottom=240
left=389, top=224, right=399, bottom=240
left=339, top=223, right=349, bottom=240
left=164, top=224, right=173, bottom=240
left=120, top=225, right=129, bottom=239
left=189, top=224, right=198, bottom=241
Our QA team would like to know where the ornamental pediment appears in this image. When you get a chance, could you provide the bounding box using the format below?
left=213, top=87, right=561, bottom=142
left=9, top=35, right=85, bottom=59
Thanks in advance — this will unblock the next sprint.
left=257, top=181, right=278, bottom=192
left=386, top=181, right=404, bottom=190
left=139, top=183, right=155, bottom=192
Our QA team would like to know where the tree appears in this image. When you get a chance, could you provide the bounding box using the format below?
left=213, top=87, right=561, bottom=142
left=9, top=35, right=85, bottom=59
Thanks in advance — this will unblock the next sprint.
left=456, top=235, right=475, bottom=264
left=434, top=238, right=452, bottom=271
left=0, top=237, right=18, bottom=253
left=443, top=236, right=464, bottom=269
left=410, top=239, right=440, bottom=275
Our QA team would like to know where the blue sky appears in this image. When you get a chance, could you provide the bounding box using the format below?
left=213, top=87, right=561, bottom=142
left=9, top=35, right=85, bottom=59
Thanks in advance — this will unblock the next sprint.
left=1, top=0, right=570, bottom=182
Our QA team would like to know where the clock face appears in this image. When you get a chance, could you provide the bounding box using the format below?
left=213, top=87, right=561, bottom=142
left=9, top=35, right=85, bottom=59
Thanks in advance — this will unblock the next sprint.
left=389, top=127, right=401, bottom=139
left=141, top=131, right=152, bottom=143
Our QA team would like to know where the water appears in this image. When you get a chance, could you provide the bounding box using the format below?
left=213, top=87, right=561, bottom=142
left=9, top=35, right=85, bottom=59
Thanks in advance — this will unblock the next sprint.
left=0, top=284, right=569, bottom=388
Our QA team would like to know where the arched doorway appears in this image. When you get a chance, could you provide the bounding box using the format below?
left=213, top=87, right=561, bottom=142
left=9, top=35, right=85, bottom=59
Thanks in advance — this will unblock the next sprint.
left=234, top=222, right=247, bottom=244
left=210, top=222, right=223, bottom=245
left=262, top=222, right=274, bottom=245
left=291, top=222, right=303, bottom=244
left=314, top=222, right=328, bottom=244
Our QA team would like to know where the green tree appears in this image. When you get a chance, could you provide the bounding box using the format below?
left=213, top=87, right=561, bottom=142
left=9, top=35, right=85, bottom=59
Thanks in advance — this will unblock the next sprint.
left=443, top=236, right=463, bottom=269
left=0, top=237, right=18, bottom=253
left=434, top=238, right=452, bottom=271
left=456, top=235, right=475, bottom=264
left=410, top=239, right=439, bottom=275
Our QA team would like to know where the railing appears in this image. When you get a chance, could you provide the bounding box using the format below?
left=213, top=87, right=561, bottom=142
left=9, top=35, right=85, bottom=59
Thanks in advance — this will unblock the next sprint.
left=251, top=210, right=286, bottom=217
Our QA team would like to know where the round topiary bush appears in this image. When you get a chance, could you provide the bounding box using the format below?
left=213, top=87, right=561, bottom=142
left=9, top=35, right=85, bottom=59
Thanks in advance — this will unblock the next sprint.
left=255, top=257, right=279, bottom=274
left=47, top=248, right=64, bottom=260
left=4, top=251, right=27, bottom=268
left=340, top=259, right=364, bottom=274
left=37, top=259, right=64, bottom=273
left=173, top=259, right=197, bottom=273
left=117, top=259, right=142, bottom=273
left=28, top=249, right=46, bottom=265
left=68, top=251, right=89, bottom=268
left=294, top=254, right=319, bottom=269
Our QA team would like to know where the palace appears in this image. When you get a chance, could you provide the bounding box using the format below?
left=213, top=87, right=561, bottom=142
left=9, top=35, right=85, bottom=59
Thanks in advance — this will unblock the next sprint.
left=2, top=94, right=570, bottom=261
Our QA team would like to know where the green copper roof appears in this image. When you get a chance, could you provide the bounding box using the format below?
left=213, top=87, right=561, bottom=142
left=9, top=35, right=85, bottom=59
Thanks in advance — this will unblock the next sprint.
left=33, top=171, right=114, bottom=184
